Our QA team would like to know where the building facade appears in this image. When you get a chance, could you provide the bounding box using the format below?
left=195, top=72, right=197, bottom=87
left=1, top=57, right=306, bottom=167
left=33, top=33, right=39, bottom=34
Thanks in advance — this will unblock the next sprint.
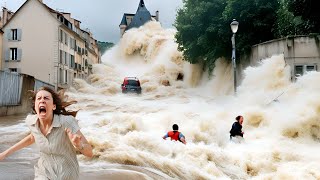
left=245, top=35, right=320, bottom=81
left=119, top=0, right=159, bottom=37
left=1, top=0, right=101, bottom=90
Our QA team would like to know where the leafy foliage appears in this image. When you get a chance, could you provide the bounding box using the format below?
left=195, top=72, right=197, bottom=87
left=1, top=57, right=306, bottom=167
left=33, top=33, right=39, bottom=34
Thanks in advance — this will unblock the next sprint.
left=174, top=0, right=228, bottom=73
left=274, top=0, right=295, bottom=37
left=287, top=0, right=320, bottom=34
left=97, top=41, right=114, bottom=55
left=174, top=0, right=278, bottom=73
left=223, top=0, right=278, bottom=54
left=175, top=0, right=320, bottom=73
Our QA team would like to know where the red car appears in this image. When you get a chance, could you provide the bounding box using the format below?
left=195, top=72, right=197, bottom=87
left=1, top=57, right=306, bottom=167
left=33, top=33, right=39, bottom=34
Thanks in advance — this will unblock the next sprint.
left=121, top=77, right=142, bottom=94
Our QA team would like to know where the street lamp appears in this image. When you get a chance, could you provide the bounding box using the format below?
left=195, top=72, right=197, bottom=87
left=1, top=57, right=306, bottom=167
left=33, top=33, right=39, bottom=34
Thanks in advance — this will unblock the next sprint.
left=230, top=19, right=239, bottom=94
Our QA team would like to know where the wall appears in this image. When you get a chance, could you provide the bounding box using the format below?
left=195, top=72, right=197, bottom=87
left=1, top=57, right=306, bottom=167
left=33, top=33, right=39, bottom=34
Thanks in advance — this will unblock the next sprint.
left=240, top=35, right=320, bottom=80
left=2, top=0, right=59, bottom=86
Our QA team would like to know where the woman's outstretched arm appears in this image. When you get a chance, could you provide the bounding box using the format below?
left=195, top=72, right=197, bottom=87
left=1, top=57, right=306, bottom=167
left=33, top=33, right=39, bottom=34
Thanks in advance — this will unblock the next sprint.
left=0, top=133, right=35, bottom=160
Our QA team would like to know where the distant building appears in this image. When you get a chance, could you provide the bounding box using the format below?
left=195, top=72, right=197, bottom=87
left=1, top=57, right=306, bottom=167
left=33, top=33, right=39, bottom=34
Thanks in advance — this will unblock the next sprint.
left=119, top=0, right=159, bottom=37
left=0, top=0, right=101, bottom=90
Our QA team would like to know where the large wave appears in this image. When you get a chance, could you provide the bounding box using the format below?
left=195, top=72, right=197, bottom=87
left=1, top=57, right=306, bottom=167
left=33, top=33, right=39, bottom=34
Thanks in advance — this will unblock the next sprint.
left=68, top=21, right=320, bottom=179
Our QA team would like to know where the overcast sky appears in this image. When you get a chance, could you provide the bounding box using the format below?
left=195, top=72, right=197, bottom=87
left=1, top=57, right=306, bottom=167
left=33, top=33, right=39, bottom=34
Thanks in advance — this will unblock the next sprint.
left=2, top=0, right=183, bottom=43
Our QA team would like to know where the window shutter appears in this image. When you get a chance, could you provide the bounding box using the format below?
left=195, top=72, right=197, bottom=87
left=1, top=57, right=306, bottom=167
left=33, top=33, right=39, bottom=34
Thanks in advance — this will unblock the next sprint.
left=6, top=30, right=12, bottom=40
left=60, top=30, right=63, bottom=42
left=62, top=51, right=65, bottom=64
left=17, top=49, right=22, bottom=61
left=5, top=50, right=10, bottom=61
left=17, top=29, right=22, bottom=41
left=65, top=52, right=68, bottom=64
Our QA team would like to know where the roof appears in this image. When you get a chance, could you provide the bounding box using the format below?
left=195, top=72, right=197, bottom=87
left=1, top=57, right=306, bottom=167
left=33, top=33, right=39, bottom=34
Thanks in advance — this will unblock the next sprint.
left=2, top=0, right=83, bottom=29
left=1, top=0, right=89, bottom=44
left=124, top=77, right=139, bottom=80
left=125, top=0, right=152, bottom=30
left=120, top=15, right=127, bottom=26
left=1, top=0, right=62, bottom=29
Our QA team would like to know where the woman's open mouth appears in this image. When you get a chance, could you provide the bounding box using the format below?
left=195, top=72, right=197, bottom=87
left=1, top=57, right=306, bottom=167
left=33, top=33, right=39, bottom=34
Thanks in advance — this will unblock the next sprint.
left=39, top=106, right=47, bottom=115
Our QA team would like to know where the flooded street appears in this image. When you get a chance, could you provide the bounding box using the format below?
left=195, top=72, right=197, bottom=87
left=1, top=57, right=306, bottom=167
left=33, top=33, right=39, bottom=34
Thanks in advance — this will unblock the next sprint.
left=1, top=21, right=320, bottom=179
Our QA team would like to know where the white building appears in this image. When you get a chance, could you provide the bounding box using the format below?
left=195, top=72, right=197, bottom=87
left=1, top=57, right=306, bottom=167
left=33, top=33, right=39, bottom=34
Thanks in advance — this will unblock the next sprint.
left=1, top=0, right=101, bottom=89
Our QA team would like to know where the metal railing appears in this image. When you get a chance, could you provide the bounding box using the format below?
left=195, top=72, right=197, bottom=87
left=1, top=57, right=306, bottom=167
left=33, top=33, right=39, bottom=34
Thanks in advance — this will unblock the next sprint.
left=0, top=71, right=23, bottom=106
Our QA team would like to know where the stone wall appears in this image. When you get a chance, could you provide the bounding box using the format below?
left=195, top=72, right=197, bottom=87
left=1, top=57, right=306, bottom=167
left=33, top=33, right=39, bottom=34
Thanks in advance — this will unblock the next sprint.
left=240, top=35, right=320, bottom=80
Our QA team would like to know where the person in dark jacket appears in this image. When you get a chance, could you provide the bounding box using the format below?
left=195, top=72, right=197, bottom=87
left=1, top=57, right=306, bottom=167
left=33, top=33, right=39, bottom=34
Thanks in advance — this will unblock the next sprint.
left=230, top=115, right=244, bottom=139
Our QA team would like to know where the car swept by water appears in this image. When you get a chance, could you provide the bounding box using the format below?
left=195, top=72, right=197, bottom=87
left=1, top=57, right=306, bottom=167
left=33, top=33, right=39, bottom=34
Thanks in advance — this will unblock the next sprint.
left=121, top=77, right=142, bottom=94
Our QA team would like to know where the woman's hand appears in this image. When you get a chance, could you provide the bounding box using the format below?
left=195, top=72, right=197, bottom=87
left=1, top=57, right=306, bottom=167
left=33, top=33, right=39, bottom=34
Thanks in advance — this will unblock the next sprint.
left=66, top=128, right=93, bottom=158
left=66, top=129, right=82, bottom=149
left=0, top=151, right=8, bottom=161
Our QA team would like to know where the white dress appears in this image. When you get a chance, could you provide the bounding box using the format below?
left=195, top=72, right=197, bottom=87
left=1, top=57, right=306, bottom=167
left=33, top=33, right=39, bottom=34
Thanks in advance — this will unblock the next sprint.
left=26, top=114, right=80, bottom=180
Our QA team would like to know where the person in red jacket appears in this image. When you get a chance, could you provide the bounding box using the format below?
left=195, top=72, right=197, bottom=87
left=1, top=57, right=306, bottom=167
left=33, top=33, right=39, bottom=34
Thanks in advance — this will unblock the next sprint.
left=163, top=124, right=186, bottom=144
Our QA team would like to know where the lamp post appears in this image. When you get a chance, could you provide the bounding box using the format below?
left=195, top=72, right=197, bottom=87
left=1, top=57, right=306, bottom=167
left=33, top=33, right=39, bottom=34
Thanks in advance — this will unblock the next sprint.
left=230, top=19, right=239, bottom=94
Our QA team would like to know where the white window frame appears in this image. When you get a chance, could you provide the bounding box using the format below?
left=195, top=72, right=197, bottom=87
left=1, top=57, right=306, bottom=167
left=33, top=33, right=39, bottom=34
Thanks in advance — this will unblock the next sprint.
left=10, top=48, right=18, bottom=60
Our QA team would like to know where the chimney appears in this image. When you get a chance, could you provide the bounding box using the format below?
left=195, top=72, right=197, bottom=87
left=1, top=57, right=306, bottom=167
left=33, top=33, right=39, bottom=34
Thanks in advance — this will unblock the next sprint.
left=155, top=10, right=159, bottom=21
left=1, top=7, right=8, bottom=27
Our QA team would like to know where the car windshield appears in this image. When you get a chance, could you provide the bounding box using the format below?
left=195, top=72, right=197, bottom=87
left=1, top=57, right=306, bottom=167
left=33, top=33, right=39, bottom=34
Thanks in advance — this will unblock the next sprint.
left=127, top=80, right=139, bottom=86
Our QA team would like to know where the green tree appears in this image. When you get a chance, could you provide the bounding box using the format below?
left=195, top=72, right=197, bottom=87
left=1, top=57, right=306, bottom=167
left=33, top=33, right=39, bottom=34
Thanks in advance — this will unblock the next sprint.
left=223, top=0, right=278, bottom=55
left=174, top=0, right=228, bottom=73
left=97, top=41, right=114, bottom=55
left=287, top=0, right=320, bottom=34
left=274, top=0, right=295, bottom=38
left=175, top=0, right=279, bottom=73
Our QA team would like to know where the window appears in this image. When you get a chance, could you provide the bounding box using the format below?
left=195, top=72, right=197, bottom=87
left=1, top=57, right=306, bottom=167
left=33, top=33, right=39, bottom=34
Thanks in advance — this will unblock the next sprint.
left=64, top=32, right=68, bottom=46
left=8, top=29, right=21, bottom=41
left=306, top=65, right=316, bottom=72
left=10, top=48, right=18, bottom=60
left=59, top=68, right=64, bottom=83
left=11, top=29, right=18, bottom=40
left=59, top=16, right=64, bottom=23
left=9, top=68, right=17, bottom=73
left=64, top=52, right=68, bottom=65
left=70, top=55, right=75, bottom=68
left=59, top=29, right=63, bottom=42
left=70, top=38, right=73, bottom=49
left=64, top=70, right=68, bottom=83
left=59, top=50, right=63, bottom=63
left=294, top=65, right=303, bottom=78
left=295, top=64, right=317, bottom=79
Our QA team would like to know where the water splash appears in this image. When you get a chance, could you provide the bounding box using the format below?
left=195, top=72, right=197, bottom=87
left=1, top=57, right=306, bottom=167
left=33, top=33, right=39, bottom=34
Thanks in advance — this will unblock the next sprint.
left=66, top=22, right=320, bottom=179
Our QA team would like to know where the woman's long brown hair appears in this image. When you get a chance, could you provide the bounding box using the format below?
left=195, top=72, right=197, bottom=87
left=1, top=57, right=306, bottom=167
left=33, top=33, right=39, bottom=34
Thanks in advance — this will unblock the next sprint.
left=29, top=86, right=78, bottom=117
